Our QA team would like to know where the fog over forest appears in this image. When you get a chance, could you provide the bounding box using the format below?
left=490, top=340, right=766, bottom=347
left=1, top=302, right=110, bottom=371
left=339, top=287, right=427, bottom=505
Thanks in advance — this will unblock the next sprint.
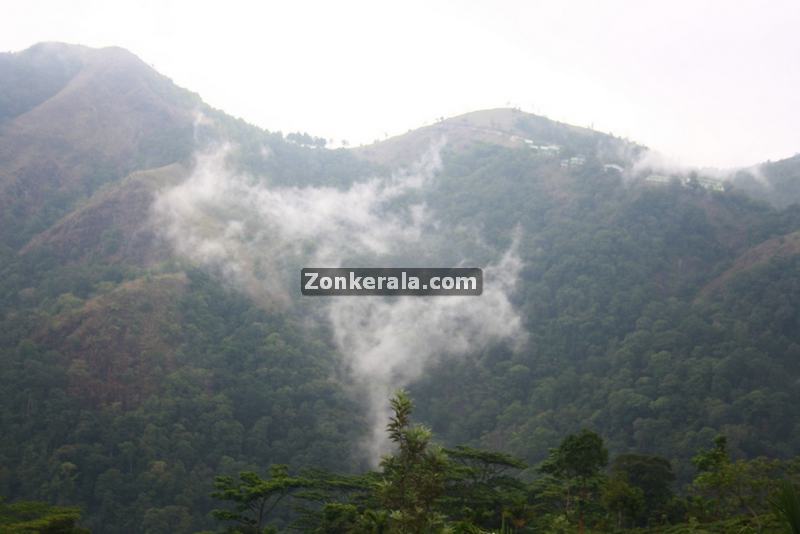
left=2, top=2, right=800, bottom=533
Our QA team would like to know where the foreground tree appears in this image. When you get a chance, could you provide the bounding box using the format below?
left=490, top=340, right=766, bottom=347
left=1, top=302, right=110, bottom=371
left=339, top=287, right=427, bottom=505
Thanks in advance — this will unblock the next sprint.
left=211, top=465, right=311, bottom=533
left=602, top=475, right=643, bottom=529
left=377, top=390, right=450, bottom=533
left=442, top=446, right=528, bottom=530
left=691, top=435, right=783, bottom=528
left=287, top=391, right=530, bottom=533
left=609, top=453, right=675, bottom=526
left=771, top=480, right=800, bottom=534
left=209, top=395, right=800, bottom=533
left=0, top=498, right=88, bottom=533
left=538, top=429, right=608, bottom=533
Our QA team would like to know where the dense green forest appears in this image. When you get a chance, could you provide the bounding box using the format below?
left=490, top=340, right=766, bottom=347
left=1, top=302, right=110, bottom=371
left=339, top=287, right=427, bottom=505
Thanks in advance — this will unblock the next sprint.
left=2, top=44, right=800, bottom=532
left=6, top=392, right=800, bottom=533
left=205, top=391, right=800, bottom=533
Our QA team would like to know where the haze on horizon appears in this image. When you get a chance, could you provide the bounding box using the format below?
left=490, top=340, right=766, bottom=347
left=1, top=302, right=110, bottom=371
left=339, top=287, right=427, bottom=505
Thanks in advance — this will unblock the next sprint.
left=3, top=0, right=799, bottom=168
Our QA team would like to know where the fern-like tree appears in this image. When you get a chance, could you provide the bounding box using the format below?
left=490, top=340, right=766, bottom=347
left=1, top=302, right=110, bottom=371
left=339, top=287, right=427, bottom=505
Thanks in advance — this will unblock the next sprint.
left=377, top=390, right=450, bottom=533
left=771, top=480, right=800, bottom=534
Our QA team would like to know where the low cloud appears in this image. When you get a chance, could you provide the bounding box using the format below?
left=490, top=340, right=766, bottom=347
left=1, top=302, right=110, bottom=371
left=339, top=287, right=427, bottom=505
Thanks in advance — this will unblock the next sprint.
left=329, top=245, right=525, bottom=459
left=152, top=138, right=526, bottom=460
left=630, top=148, right=757, bottom=183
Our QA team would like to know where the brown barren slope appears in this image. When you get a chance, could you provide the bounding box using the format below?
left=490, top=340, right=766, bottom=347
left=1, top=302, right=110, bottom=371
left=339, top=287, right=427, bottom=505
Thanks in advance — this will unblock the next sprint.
left=35, top=273, right=188, bottom=407
left=0, top=43, right=199, bottom=246
left=700, top=230, right=800, bottom=297
left=20, top=163, right=189, bottom=265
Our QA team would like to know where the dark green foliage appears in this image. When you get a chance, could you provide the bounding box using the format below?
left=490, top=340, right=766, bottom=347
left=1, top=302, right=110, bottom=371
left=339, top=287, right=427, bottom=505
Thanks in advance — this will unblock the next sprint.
left=210, top=395, right=800, bottom=533
left=211, top=466, right=312, bottom=533
left=6, top=135, right=800, bottom=531
left=609, top=454, right=675, bottom=526
left=4, top=134, right=800, bottom=532
left=771, top=480, right=800, bottom=534
left=690, top=435, right=787, bottom=527
left=602, top=476, right=644, bottom=530
left=0, top=498, right=88, bottom=533
left=540, top=430, right=608, bottom=482
left=4, top=45, right=800, bottom=533
left=0, top=266, right=365, bottom=533
left=247, top=392, right=531, bottom=533
left=537, top=430, right=608, bottom=532
left=410, top=144, right=800, bottom=486
left=442, top=446, right=528, bottom=529
left=377, top=391, right=450, bottom=532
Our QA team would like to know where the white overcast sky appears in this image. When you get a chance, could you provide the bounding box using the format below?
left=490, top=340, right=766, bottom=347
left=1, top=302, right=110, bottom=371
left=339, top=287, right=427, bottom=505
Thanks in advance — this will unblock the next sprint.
left=3, top=0, right=799, bottom=167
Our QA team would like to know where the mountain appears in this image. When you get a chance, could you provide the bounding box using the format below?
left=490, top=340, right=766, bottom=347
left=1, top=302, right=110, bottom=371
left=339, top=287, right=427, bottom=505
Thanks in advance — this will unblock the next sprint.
left=0, top=42, right=200, bottom=250
left=1, top=43, right=800, bottom=532
left=353, top=107, right=640, bottom=168
left=730, top=153, right=800, bottom=208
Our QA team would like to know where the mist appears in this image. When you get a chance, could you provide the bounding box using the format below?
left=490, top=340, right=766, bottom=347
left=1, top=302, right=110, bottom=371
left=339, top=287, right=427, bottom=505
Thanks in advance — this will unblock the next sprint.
left=152, top=137, right=527, bottom=460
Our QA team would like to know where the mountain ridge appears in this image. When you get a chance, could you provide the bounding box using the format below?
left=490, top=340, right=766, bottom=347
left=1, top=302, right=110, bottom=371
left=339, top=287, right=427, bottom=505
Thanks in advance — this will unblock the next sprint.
left=0, top=42, right=200, bottom=249
left=2, top=42, right=800, bottom=532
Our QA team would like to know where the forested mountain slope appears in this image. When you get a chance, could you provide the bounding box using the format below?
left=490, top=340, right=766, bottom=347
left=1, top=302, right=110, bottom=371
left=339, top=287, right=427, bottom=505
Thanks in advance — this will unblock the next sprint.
left=731, top=153, right=800, bottom=208
left=1, top=43, right=800, bottom=532
left=0, top=43, right=201, bottom=249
